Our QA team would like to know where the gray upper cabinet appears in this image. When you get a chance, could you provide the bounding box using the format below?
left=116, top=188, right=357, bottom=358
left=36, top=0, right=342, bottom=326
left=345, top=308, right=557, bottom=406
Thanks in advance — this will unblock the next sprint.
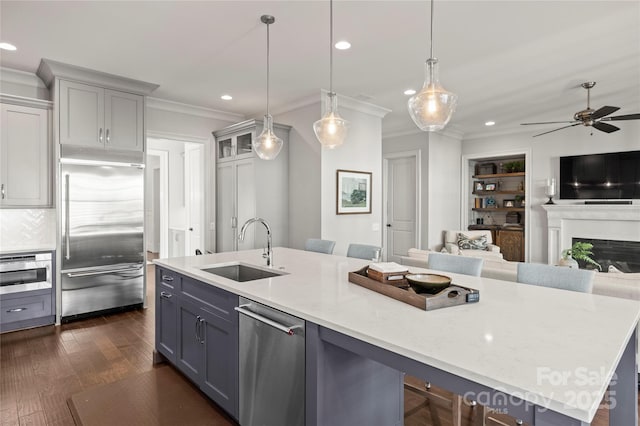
left=0, top=102, right=51, bottom=207
left=213, top=119, right=291, bottom=253
left=59, top=80, right=143, bottom=151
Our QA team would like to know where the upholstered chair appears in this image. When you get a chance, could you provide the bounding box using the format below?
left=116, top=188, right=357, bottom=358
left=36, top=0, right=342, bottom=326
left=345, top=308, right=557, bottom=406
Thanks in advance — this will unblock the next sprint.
left=304, top=239, right=336, bottom=255
left=427, top=252, right=484, bottom=277
left=346, top=243, right=381, bottom=260
left=517, top=262, right=595, bottom=293
left=443, top=230, right=503, bottom=260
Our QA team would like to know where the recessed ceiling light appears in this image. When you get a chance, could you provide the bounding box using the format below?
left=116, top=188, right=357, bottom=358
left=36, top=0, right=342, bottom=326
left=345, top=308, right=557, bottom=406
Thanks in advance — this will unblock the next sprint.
left=0, top=42, right=17, bottom=51
left=334, top=40, right=351, bottom=50
left=220, top=95, right=232, bottom=100
left=485, top=121, right=496, bottom=126
left=404, top=89, right=416, bottom=96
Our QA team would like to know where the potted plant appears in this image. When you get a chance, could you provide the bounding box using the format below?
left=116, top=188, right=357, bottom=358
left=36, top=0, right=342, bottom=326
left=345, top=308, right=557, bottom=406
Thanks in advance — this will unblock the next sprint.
left=559, top=242, right=601, bottom=271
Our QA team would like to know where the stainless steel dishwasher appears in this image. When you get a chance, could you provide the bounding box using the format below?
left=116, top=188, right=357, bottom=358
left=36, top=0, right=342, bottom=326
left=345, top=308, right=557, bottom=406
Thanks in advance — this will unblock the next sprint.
left=235, top=297, right=305, bottom=426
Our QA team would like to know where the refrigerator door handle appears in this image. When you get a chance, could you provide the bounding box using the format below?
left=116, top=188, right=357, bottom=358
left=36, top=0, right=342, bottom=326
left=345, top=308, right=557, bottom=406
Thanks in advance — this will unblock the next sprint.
left=65, top=174, right=70, bottom=260
left=65, top=266, right=141, bottom=278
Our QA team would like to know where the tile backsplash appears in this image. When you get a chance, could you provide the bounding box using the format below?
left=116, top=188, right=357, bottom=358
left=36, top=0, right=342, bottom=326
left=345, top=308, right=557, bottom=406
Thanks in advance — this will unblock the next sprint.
left=0, top=209, right=56, bottom=252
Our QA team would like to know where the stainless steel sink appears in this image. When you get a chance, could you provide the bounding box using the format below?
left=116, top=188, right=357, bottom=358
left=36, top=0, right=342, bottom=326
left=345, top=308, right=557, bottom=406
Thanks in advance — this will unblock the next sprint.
left=201, top=263, right=287, bottom=282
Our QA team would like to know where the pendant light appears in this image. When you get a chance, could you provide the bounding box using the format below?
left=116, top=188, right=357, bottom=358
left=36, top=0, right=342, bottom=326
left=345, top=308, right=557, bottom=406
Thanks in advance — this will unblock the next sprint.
left=407, top=0, right=457, bottom=132
left=254, top=15, right=283, bottom=160
left=313, top=0, right=349, bottom=148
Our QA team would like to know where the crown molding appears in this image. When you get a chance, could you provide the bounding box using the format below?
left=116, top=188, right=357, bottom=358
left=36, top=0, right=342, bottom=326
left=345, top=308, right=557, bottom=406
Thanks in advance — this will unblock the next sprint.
left=146, top=130, right=211, bottom=144
left=321, top=89, right=391, bottom=118
left=0, top=67, right=47, bottom=89
left=146, top=97, right=244, bottom=123
left=0, top=93, right=52, bottom=109
left=37, top=58, right=159, bottom=95
left=270, top=93, right=321, bottom=116
left=462, top=125, right=535, bottom=141
left=383, top=124, right=464, bottom=141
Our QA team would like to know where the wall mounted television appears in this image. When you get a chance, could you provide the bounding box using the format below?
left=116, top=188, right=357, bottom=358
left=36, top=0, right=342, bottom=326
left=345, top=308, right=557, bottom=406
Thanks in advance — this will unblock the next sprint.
left=560, top=150, right=640, bottom=200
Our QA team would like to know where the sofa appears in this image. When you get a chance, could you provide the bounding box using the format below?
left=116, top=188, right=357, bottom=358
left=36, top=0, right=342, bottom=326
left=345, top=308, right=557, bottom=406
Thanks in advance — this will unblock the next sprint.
left=443, top=230, right=503, bottom=260
left=400, top=248, right=640, bottom=368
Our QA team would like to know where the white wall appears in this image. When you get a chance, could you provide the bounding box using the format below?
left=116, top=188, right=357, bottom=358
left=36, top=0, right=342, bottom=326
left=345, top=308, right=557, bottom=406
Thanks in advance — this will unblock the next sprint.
left=277, top=102, right=322, bottom=250
left=427, top=132, right=463, bottom=249
left=321, top=102, right=386, bottom=256
left=382, top=130, right=462, bottom=251
left=278, top=93, right=388, bottom=255
left=462, top=122, right=640, bottom=263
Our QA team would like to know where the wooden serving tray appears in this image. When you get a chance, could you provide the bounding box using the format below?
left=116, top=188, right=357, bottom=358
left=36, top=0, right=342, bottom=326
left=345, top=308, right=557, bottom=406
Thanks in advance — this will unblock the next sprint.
left=348, top=267, right=479, bottom=311
left=366, top=267, right=409, bottom=287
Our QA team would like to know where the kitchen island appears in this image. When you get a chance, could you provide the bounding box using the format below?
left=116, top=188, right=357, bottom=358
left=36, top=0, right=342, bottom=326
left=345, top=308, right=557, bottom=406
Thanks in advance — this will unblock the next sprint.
left=155, top=248, right=639, bottom=426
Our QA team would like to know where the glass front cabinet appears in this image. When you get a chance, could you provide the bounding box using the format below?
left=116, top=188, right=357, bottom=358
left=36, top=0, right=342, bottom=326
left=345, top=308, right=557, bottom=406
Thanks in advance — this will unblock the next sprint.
left=216, top=130, right=254, bottom=162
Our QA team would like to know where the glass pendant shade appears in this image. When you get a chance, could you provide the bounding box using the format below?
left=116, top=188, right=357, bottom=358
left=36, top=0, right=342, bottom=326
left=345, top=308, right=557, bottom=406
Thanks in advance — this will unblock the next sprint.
left=408, top=58, right=457, bottom=132
left=254, top=114, right=283, bottom=160
left=313, top=92, right=349, bottom=148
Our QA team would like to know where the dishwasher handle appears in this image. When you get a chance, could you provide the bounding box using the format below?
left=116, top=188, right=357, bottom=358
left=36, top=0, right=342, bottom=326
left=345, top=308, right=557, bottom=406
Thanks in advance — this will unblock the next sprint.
left=235, top=304, right=301, bottom=336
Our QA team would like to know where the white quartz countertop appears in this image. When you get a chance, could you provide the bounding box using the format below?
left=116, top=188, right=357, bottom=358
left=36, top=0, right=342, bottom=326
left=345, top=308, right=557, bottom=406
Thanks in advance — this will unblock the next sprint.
left=0, top=246, right=55, bottom=256
left=155, top=248, right=640, bottom=422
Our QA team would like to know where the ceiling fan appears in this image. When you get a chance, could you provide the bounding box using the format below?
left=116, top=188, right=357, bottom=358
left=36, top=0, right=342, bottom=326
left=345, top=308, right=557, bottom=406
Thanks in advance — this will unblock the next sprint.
left=521, top=82, right=640, bottom=137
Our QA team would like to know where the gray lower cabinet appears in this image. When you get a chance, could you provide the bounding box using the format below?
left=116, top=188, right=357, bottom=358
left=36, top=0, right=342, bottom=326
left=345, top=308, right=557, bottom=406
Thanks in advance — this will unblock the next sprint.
left=0, top=289, right=54, bottom=332
left=155, top=266, right=238, bottom=420
left=155, top=278, right=178, bottom=363
left=199, top=306, right=238, bottom=415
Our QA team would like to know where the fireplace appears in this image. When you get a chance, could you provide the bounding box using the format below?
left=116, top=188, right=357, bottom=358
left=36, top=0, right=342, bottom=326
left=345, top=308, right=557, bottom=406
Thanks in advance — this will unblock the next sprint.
left=543, top=204, right=640, bottom=268
left=572, top=238, right=640, bottom=273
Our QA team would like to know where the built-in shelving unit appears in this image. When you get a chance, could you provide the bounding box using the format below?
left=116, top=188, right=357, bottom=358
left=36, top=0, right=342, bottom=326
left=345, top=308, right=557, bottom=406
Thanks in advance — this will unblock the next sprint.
left=472, top=207, right=525, bottom=212
left=473, top=172, right=525, bottom=179
left=468, top=156, right=527, bottom=261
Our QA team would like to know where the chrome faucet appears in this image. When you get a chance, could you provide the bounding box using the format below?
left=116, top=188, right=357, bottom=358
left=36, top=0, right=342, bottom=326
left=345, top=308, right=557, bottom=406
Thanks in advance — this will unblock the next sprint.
left=238, top=217, right=273, bottom=267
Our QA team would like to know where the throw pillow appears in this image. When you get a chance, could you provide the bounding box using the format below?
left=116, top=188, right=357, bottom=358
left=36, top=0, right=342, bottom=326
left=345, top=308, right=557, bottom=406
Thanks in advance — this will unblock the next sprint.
left=457, top=233, right=488, bottom=251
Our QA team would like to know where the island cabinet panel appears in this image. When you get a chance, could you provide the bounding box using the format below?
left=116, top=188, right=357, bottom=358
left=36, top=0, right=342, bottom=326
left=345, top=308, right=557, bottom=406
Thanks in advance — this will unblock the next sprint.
left=305, top=323, right=404, bottom=426
left=154, top=266, right=239, bottom=420
left=176, top=297, right=204, bottom=384
left=200, top=308, right=238, bottom=415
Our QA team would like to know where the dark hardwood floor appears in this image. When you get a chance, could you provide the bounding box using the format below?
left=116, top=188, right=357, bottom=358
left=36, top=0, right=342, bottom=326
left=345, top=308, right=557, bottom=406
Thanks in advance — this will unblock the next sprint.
left=0, top=255, right=633, bottom=425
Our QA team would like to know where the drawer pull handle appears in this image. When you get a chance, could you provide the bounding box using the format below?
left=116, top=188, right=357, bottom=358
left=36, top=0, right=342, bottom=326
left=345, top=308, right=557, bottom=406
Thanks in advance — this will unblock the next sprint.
left=160, top=291, right=172, bottom=299
left=162, top=275, right=174, bottom=282
left=7, top=307, right=27, bottom=313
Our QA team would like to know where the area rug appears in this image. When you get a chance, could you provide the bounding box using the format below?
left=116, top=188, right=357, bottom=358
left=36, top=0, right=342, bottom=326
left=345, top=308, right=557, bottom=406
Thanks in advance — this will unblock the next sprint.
left=68, top=366, right=233, bottom=426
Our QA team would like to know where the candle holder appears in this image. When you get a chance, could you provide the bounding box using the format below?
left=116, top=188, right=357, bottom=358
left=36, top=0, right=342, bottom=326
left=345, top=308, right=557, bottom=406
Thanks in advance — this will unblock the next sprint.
left=545, top=178, right=556, bottom=205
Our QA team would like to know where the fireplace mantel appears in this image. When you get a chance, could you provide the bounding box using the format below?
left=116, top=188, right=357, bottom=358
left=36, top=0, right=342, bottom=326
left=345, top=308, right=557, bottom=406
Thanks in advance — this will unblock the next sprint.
left=542, top=204, right=640, bottom=264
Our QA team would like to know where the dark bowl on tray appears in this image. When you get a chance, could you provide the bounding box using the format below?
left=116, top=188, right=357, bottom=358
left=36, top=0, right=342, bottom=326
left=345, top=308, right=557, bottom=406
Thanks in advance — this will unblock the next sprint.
left=405, top=273, right=452, bottom=294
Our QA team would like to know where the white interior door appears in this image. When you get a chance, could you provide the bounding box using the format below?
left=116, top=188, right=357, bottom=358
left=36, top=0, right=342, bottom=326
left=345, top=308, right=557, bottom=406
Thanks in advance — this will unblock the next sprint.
left=185, top=144, right=204, bottom=255
left=384, top=153, right=419, bottom=263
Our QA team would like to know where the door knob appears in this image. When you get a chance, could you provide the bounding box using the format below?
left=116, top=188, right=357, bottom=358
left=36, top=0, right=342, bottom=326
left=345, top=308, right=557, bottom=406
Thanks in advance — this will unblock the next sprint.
left=189, top=227, right=193, bottom=231
left=386, top=224, right=392, bottom=228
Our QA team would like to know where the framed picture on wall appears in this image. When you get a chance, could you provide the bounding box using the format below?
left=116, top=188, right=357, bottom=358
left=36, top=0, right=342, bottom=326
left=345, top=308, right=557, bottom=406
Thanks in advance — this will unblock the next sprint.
left=337, top=170, right=372, bottom=214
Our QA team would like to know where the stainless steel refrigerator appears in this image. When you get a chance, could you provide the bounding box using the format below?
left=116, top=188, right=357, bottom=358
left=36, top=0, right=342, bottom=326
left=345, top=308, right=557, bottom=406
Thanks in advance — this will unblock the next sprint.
left=60, top=156, right=145, bottom=320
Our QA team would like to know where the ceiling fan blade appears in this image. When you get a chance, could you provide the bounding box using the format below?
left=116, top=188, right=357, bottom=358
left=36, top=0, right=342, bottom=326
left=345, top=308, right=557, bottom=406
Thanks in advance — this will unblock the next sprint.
left=601, top=113, right=640, bottom=121
left=591, top=105, right=620, bottom=120
left=521, top=121, right=578, bottom=126
left=532, top=123, right=582, bottom=138
left=592, top=121, right=620, bottom=133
